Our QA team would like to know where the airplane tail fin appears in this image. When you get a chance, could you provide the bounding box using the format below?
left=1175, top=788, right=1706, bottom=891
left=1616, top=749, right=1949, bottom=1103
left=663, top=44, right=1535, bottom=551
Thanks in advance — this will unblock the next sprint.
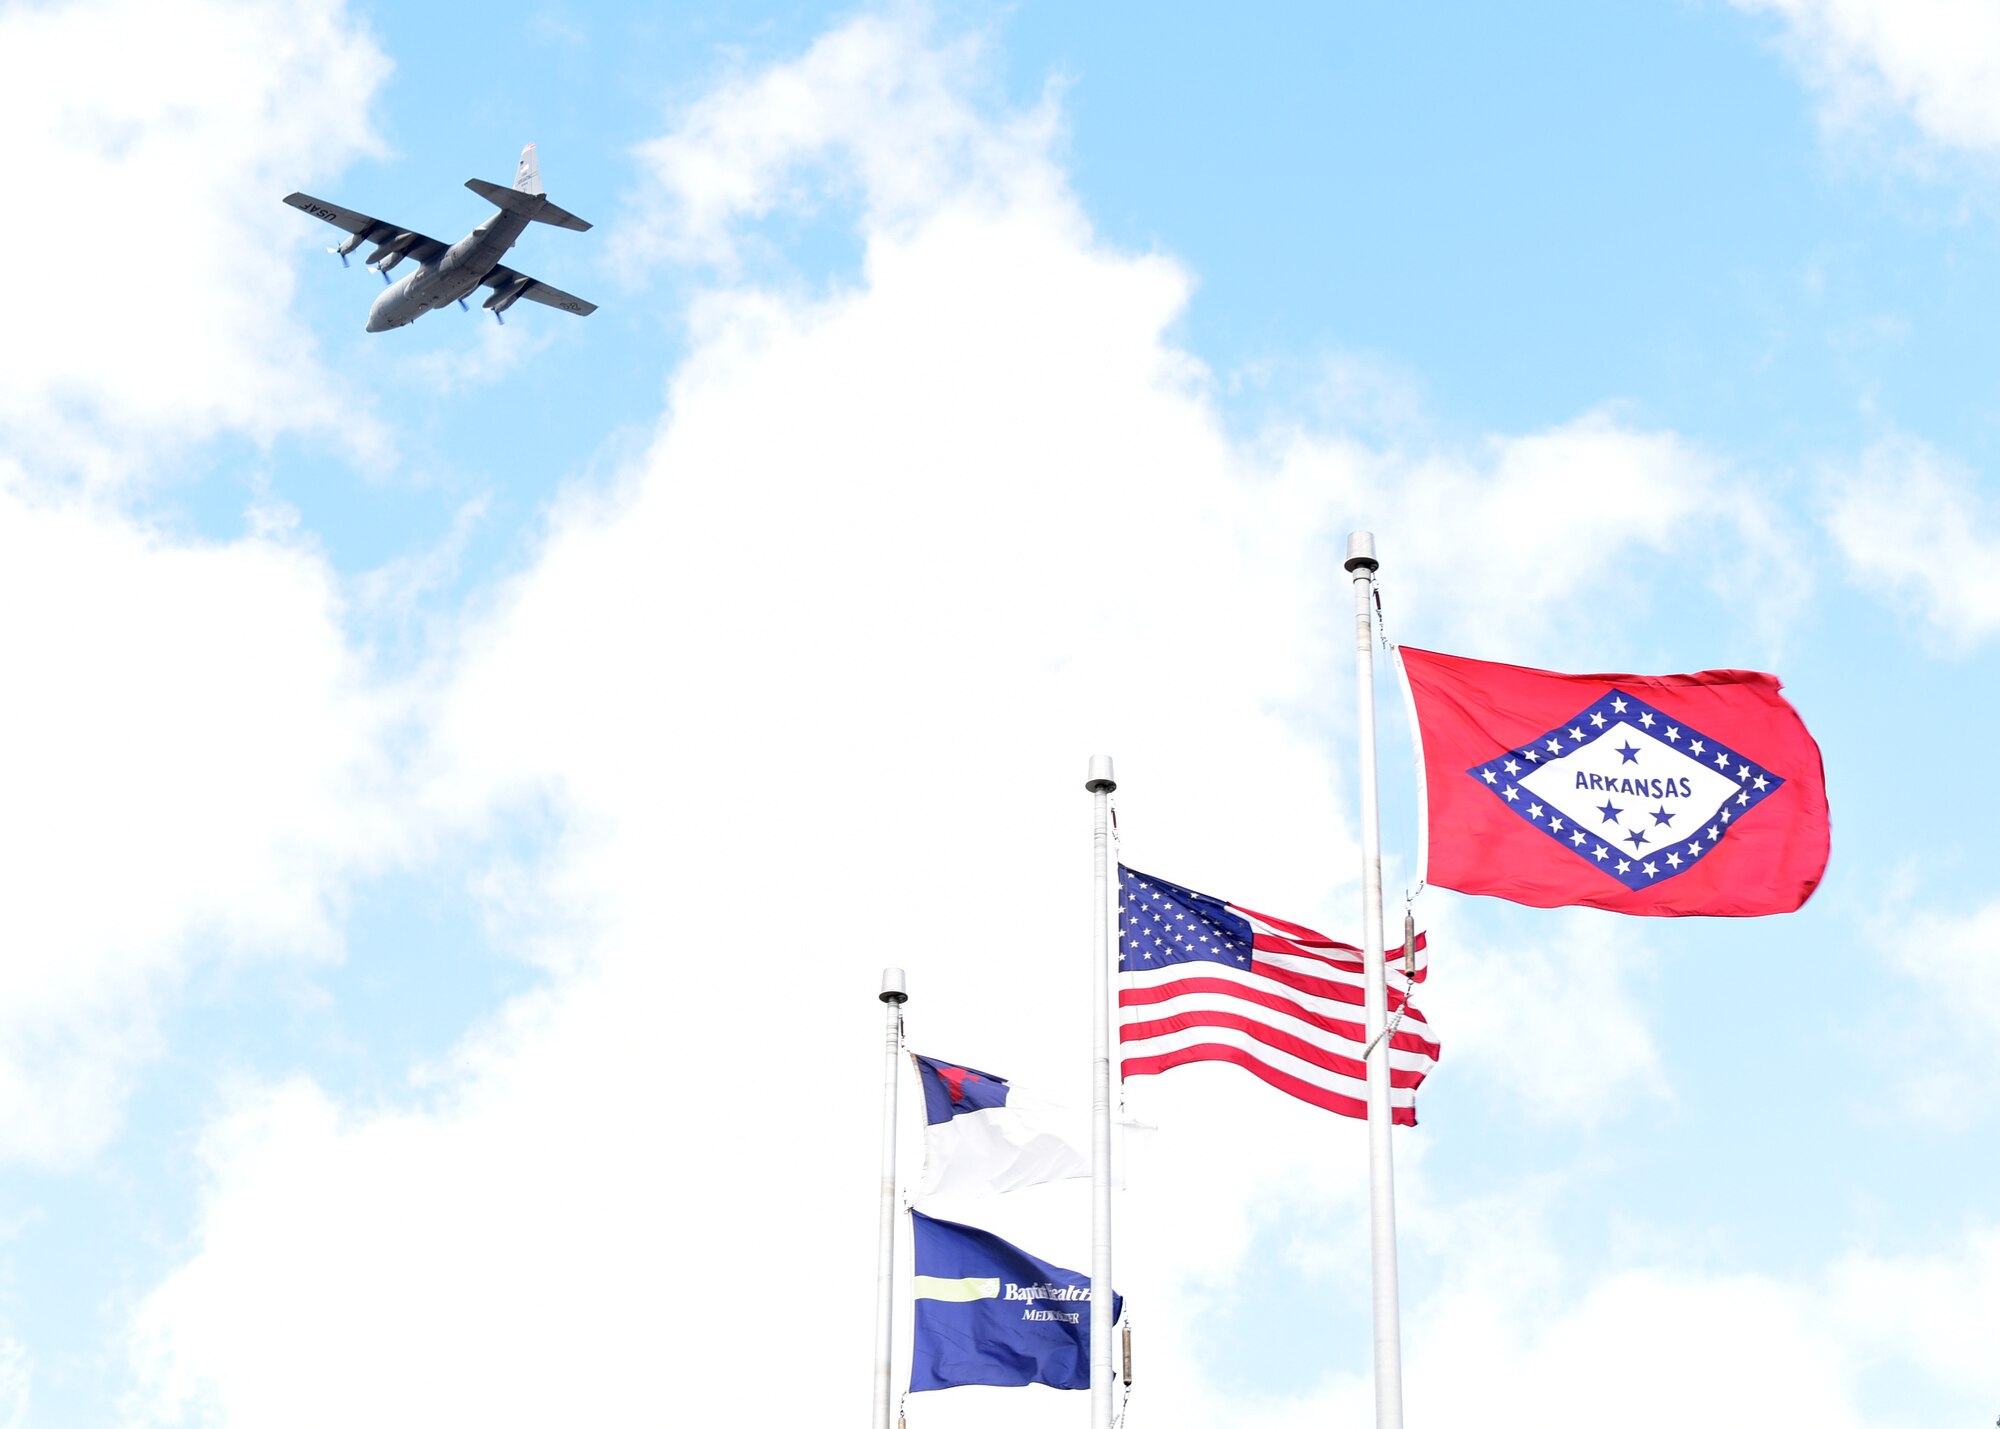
left=466, top=145, right=591, bottom=232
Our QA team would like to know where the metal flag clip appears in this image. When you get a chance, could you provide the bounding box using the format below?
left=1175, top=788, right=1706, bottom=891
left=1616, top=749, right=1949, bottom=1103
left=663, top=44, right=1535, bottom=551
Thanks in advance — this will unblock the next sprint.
left=1112, top=1318, right=1135, bottom=1427
left=1363, top=912, right=1416, bottom=1062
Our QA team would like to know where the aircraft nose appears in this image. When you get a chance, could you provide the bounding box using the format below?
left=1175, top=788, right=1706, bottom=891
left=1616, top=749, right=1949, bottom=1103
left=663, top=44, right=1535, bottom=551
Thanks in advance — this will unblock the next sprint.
left=366, top=284, right=400, bottom=332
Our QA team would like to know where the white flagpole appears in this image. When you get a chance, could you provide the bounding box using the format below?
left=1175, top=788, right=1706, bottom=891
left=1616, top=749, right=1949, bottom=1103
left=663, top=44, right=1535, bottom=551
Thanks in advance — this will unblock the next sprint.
left=1086, top=754, right=1118, bottom=1429
left=872, top=967, right=908, bottom=1429
left=1345, top=532, right=1405, bottom=1429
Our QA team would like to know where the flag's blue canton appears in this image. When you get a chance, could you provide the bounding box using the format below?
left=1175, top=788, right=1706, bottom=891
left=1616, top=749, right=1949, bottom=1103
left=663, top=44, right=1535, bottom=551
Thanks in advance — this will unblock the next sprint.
left=1118, top=865, right=1253, bottom=973
left=912, top=1055, right=1011, bottom=1126
left=1462, top=687, right=1786, bottom=892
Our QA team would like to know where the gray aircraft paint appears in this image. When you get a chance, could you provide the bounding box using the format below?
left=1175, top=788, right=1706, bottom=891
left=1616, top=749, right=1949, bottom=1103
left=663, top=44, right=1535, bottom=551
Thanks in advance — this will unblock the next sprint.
left=285, top=143, right=596, bottom=333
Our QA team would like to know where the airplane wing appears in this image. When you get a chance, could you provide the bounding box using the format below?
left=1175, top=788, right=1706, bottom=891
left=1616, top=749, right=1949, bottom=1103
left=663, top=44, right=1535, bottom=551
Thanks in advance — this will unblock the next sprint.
left=479, top=263, right=597, bottom=317
left=282, top=192, right=451, bottom=265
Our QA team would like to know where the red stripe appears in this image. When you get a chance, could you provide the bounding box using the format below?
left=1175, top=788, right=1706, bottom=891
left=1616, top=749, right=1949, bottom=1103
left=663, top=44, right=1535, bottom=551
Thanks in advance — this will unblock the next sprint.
left=1122, top=1043, right=1417, bottom=1125
left=1232, top=908, right=1428, bottom=964
left=1250, top=928, right=1431, bottom=982
left=1252, top=931, right=1357, bottom=967
left=1121, top=1010, right=1431, bottom=1090
left=1250, top=958, right=1425, bottom=1017
left=1119, top=977, right=1441, bottom=1059
left=1228, top=902, right=1345, bottom=946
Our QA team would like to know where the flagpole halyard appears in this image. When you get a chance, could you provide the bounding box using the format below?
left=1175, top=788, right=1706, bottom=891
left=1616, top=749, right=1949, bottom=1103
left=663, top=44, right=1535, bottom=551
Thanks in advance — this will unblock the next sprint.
left=1346, top=532, right=1406, bottom=1429
left=1086, top=754, right=1118, bottom=1429
left=873, top=967, right=908, bottom=1429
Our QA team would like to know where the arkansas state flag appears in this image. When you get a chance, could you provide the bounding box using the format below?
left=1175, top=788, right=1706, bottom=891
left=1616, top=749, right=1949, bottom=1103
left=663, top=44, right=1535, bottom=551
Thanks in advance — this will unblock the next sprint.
left=1398, top=646, right=1829, bottom=917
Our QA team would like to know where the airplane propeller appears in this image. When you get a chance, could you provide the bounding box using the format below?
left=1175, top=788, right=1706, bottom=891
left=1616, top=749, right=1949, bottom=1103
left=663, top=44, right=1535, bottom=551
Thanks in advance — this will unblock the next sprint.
left=458, top=297, right=469, bottom=312
left=328, top=233, right=365, bottom=268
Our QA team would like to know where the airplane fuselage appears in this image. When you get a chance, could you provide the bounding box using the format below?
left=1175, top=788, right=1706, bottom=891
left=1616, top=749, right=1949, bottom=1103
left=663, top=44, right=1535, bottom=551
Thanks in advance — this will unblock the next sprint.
left=366, top=210, right=530, bottom=332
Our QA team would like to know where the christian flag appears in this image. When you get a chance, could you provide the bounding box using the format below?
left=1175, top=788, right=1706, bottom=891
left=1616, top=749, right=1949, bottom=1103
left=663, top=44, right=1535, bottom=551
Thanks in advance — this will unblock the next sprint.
left=911, top=1055, right=1088, bottom=1198
left=909, top=1210, right=1120, bottom=1393
left=1398, top=646, right=1829, bottom=917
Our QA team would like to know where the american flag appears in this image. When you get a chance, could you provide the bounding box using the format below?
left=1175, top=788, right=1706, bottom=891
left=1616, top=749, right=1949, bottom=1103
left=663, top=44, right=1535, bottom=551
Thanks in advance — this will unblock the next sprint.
left=1118, top=865, right=1439, bottom=1123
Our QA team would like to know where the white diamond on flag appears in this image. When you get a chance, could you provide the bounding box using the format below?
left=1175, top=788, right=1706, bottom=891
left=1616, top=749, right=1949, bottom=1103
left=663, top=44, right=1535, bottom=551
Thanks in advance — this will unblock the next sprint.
left=1463, top=689, right=1786, bottom=890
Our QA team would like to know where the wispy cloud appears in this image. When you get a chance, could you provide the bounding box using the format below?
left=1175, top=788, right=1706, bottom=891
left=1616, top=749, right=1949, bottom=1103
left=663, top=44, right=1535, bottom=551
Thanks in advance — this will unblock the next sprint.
left=1825, top=436, right=2000, bottom=652
left=398, top=320, right=555, bottom=398
left=1734, top=0, right=2000, bottom=159
left=0, top=0, right=392, bottom=480
left=0, top=471, right=406, bottom=1166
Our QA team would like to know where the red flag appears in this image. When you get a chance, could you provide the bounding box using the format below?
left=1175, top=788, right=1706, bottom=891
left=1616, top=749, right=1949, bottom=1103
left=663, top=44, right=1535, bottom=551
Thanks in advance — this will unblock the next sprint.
left=1398, top=647, right=1829, bottom=917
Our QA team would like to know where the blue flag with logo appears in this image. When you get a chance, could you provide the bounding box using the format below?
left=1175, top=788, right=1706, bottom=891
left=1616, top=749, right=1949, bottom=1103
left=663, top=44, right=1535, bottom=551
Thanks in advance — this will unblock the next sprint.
left=909, top=1210, right=1120, bottom=1392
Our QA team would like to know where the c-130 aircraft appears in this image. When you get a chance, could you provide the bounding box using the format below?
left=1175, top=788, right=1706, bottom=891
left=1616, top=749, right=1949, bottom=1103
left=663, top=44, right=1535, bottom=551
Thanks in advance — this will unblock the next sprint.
left=285, top=144, right=596, bottom=332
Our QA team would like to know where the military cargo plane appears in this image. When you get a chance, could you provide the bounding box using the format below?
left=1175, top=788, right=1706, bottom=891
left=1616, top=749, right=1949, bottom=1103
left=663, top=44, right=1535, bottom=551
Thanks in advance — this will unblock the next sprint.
left=285, top=144, right=596, bottom=332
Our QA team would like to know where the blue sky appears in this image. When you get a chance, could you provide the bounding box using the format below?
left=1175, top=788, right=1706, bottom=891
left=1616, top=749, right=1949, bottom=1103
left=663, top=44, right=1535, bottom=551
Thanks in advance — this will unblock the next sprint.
left=2, top=1, right=1997, bottom=1424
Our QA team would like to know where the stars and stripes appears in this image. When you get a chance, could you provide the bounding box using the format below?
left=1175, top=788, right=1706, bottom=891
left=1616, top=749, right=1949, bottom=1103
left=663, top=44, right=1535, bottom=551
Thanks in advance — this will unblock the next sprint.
left=1117, top=865, right=1438, bottom=1124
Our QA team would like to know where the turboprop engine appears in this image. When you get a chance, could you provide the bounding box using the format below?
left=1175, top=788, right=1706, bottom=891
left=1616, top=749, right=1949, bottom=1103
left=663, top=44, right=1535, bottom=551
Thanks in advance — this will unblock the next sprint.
left=482, top=276, right=532, bottom=324
left=366, top=232, right=418, bottom=270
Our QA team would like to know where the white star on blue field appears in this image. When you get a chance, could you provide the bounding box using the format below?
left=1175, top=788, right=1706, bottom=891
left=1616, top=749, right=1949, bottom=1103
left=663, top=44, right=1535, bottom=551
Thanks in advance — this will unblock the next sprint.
left=2, top=2, right=1998, bottom=1425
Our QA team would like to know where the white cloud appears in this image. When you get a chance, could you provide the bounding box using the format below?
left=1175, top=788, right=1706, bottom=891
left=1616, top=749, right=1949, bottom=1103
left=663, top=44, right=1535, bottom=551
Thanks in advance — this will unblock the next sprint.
left=126, top=10, right=1803, bottom=1422
left=0, top=472, right=402, bottom=1166
left=0, top=1340, right=28, bottom=1429
left=1877, top=896, right=2000, bottom=1119
left=0, top=0, right=390, bottom=479
left=1825, top=438, right=2000, bottom=650
left=1262, top=413, right=1795, bottom=663
left=0, top=0, right=406, bottom=1169
left=397, top=320, right=554, bottom=398
left=1109, top=1175, right=1999, bottom=1429
left=1734, top=0, right=2000, bottom=157
left=611, top=8, right=1061, bottom=275
left=1401, top=1265, right=1867, bottom=1429
left=1416, top=1218, right=2000, bottom=1429
left=1422, top=909, right=1670, bottom=1126
left=1829, top=1221, right=2000, bottom=1395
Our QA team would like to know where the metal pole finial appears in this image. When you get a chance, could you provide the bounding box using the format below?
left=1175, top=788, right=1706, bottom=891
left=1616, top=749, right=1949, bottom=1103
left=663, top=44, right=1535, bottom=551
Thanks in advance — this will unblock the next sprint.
left=1085, top=754, right=1118, bottom=793
left=1344, top=530, right=1379, bottom=573
left=879, top=967, right=908, bottom=1004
